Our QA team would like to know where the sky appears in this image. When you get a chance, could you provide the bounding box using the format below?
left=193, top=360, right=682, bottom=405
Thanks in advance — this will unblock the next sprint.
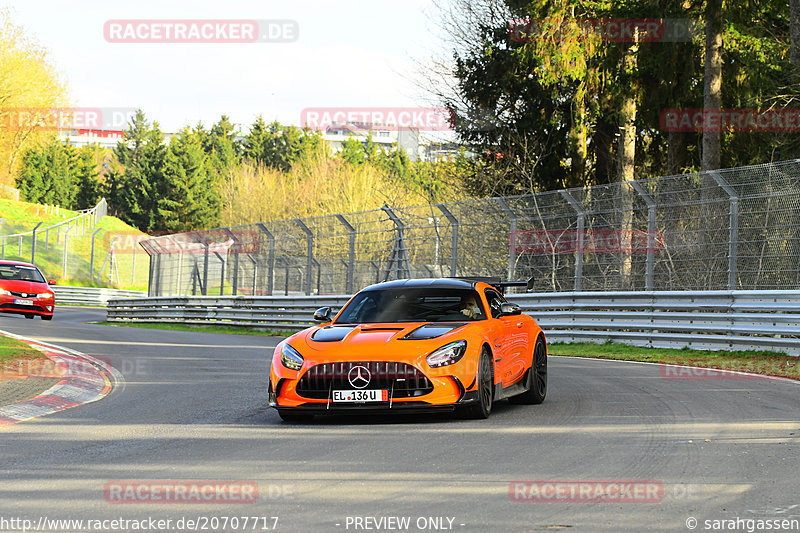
left=4, top=0, right=446, bottom=133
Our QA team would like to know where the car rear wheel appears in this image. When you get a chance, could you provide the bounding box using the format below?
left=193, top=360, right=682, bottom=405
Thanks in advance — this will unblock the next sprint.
left=277, top=410, right=314, bottom=423
left=509, top=336, right=547, bottom=405
left=463, top=347, right=494, bottom=419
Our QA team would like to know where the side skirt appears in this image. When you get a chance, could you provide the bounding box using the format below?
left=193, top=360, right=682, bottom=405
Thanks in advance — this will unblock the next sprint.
left=495, top=368, right=532, bottom=401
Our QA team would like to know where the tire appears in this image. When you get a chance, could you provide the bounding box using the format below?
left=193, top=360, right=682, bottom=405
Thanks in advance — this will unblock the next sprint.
left=463, top=347, right=494, bottom=419
left=509, top=335, right=547, bottom=405
left=42, top=315, right=53, bottom=321
left=277, top=410, right=314, bottom=423
left=24, top=314, right=34, bottom=319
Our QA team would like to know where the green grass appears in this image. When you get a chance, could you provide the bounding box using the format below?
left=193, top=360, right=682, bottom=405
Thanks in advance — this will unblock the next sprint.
left=548, top=341, right=800, bottom=380
left=0, top=335, right=46, bottom=365
left=97, top=321, right=294, bottom=337
left=0, top=198, right=149, bottom=290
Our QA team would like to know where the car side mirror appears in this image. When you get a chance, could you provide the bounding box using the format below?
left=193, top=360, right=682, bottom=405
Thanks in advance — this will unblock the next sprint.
left=313, top=307, right=332, bottom=322
left=499, top=302, right=522, bottom=317
left=48, top=279, right=56, bottom=285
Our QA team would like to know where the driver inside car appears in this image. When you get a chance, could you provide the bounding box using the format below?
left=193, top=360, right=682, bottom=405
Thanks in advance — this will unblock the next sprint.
left=459, top=296, right=483, bottom=320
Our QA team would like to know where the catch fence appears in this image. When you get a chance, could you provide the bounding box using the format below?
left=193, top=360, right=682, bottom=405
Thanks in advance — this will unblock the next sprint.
left=139, top=160, right=800, bottom=297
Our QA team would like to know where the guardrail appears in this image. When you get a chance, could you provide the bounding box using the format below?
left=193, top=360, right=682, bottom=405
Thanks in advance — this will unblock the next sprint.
left=106, top=290, right=800, bottom=355
left=514, top=291, right=800, bottom=356
left=106, top=295, right=349, bottom=328
left=54, top=286, right=147, bottom=306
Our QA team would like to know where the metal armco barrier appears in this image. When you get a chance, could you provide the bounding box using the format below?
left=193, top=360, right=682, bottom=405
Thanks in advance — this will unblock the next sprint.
left=106, top=295, right=350, bottom=329
left=106, top=290, right=800, bottom=355
left=514, top=290, right=800, bottom=356
left=53, top=286, right=147, bottom=306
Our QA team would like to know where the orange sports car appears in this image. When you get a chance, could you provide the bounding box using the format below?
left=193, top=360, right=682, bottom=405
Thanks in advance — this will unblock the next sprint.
left=268, top=278, right=547, bottom=422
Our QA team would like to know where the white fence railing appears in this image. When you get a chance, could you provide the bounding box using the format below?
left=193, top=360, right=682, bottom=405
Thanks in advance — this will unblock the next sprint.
left=105, top=290, right=800, bottom=355
left=53, top=286, right=147, bottom=306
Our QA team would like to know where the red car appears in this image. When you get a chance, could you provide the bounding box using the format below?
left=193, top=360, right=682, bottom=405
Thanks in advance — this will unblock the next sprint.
left=0, top=261, right=55, bottom=320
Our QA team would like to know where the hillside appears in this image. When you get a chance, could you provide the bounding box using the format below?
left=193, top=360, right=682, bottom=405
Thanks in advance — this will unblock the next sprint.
left=0, top=199, right=149, bottom=291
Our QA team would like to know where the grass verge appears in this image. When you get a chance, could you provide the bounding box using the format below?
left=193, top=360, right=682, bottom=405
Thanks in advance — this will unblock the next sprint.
left=548, top=342, right=800, bottom=380
left=0, top=335, right=47, bottom=366
left=96, top=321, right=295, bottom=337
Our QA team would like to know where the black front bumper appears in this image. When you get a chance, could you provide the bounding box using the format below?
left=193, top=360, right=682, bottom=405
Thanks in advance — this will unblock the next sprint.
left=270, top=390, right=480, bottom=416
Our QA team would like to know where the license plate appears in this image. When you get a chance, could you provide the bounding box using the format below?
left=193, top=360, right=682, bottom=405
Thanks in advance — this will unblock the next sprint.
left=14, top=299, right=34, bottom=306
left=332, top=389, right=388, bottom=403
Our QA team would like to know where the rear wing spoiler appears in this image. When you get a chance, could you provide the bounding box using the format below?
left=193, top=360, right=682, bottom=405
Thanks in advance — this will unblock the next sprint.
left=454, top=277, right=535, bottom=294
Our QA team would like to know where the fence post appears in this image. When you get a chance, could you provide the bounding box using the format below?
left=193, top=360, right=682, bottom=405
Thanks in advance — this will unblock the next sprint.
left=214, top=252, right=226, bottom=295
left=495, top=198, right=517, bottom=282
left=294, top=219, right=314, bottom=295
left=436, top=204, right=459, bottom=277
left=334, top=214, right=356, bottom=294
left=278, top=257, right=289, bottom=295
left=30, top=222, right=43, bottom=264
left=255, top=223, right=275, bottom=296
left=62, top=226, right=72, bottom=280
left=247, top=254, right=258, bottom=296
left=202, top=242, right=210, bottom=296
left=131, top=236, right=138, bottom=287
left=380, top=205, right=411, bottom=281
left=90, top=228, right=102, bottom=280
left=710, top=171, right=739, bottom=290
left=559, top=190, right=585, bottom=292
left=232, top=253, right=240, bottom=296
left=630, top=181, right=657, bottom=291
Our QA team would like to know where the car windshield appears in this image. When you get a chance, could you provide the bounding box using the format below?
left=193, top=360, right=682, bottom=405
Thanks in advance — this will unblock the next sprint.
left=0, top=265, right=45, bottom=283
left=335, top=288, right=486, bottom=324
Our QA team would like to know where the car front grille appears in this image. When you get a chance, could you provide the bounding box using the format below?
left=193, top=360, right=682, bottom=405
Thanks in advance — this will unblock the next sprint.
left=0, top=303, right=46, bottom=313
left=296, top=361, right=434, bottom=400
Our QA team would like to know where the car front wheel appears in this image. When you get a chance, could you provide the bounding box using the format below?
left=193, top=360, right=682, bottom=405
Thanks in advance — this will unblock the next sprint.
left=462, top=347, right=494, bottom=419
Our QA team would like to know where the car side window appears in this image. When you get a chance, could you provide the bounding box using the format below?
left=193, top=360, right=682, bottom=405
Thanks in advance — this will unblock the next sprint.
left=484, top=289, right=505, bottom=319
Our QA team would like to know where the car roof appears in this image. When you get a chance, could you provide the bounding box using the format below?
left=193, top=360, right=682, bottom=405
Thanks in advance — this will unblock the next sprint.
left=360, top=278, right=485, bottom=291
left=0, top=260, right=37, bottom=268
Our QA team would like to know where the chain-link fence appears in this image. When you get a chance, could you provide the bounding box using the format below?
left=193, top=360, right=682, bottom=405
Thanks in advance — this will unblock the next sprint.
left=140, top=159, right=800, bottom=297
left=0, top=199, right=150, bottom=290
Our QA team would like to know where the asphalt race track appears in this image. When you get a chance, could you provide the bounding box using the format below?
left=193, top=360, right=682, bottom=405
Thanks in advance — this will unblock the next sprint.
left=1, top=308, right=799, bottom=532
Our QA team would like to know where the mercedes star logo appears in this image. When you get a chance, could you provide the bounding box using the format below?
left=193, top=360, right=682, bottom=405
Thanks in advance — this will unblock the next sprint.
left=348, top=365, right=371, bottom=389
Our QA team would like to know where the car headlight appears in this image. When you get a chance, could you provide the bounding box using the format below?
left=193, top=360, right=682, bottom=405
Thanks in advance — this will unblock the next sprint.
left=280, top=344, right=304, bottom=371
left=36, top=292, right=53, bottom=299
left=0, top=289, right=10, bottom=296
left=426, top=340, right=467, bottom=368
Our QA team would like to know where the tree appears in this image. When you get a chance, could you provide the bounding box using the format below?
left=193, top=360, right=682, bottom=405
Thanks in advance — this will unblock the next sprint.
left=702, top=0, right=723, bottom=171
left=155, top=128, right=219, bottom=232
left=0, top=10, right=68, bottom=185
left=15, top=139, right=101, bottom=209
left=106, top=110, right=167, bottom=231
